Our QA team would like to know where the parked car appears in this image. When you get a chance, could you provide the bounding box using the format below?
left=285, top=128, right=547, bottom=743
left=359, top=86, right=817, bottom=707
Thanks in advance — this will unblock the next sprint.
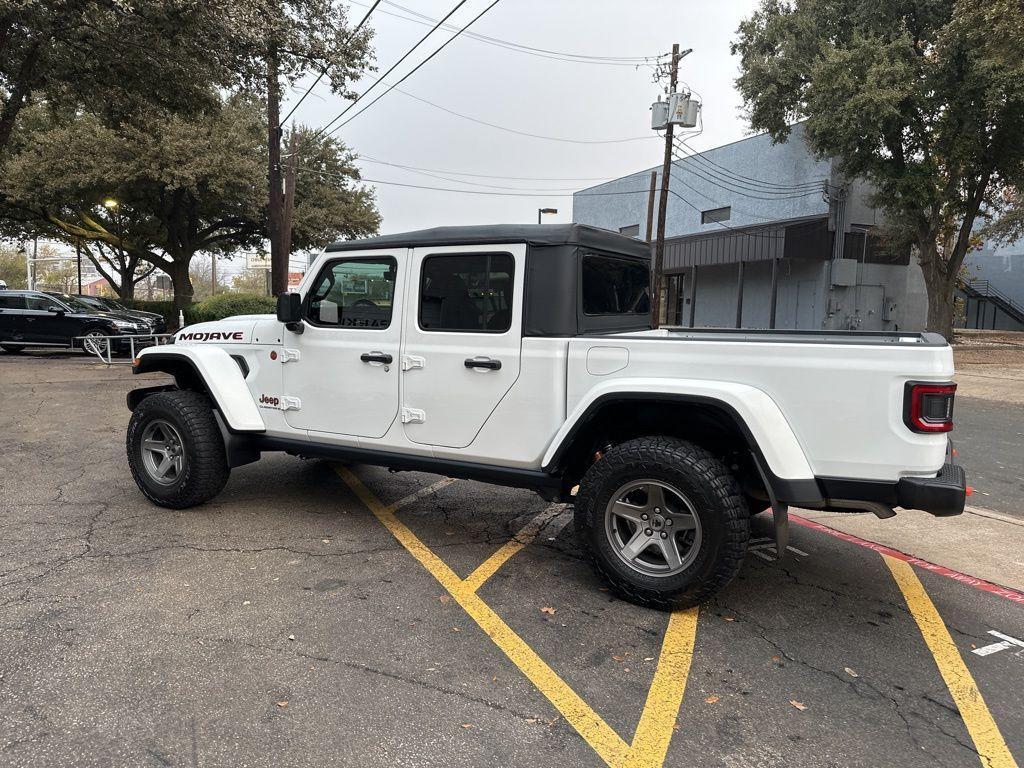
left=125, top=224, right=966, bottom=610
left=75, top=295, right=167, bottom=333
left=0, top=290, right=151, bottom=354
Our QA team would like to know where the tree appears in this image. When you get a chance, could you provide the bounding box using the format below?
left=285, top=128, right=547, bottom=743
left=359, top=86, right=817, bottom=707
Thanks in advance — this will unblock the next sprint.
left=0, top=0, right=253, bottom=157
left=232, top=268, right=271, bottom=295
left=0, top=243, right=26, bottom=288
left=1, top=97, right=379, bottom=313
left=733, top=0, right=1024, bottom=338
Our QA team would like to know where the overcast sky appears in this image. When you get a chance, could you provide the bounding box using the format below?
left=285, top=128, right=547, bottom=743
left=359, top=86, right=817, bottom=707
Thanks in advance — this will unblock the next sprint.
left=287, top=0, right=763, bottom=237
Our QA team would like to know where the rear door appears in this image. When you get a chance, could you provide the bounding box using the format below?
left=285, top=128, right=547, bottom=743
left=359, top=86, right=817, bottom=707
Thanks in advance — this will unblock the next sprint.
left=0, top=293, right=27, bottom=341
left=282, top=251, right=405, bottom=438
left=401, top=244, right=524, bottom=448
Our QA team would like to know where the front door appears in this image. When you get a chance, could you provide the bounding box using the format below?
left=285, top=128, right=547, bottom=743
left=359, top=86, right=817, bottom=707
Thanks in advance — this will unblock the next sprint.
left=283, top=251, right=405, bottom=438
left=401, top=244, right=524, bottom=449
left=23, top=294, right=76, bottom=343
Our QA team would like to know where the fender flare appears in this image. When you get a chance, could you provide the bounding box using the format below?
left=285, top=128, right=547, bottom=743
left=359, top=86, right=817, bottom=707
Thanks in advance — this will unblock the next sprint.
left=131, top=346, right=265, bottom=432
left=542, top=379, right=823, bottom=506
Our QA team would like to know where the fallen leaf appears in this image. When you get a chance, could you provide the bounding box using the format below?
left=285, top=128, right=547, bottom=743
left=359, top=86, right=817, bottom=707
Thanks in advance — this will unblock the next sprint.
left=438, top=595, right=451, bottom=604
left=598, top=587, right=610, bottom=592
left=624, top=667, right=631, bottom=672
left=461, top=723, right=473, bottom=729
left=276, top=700, right=289, bottom=708
left=643, top=657, right=654, bottom=662
left=705, top=695, right=720, bottom=704
left=526, top=718, right=539, bottom=724
left=321, top=539, right=331, bottom=544
left=288, top=634, right=296, bottom=641
left=242, top=600, right=251, bottom=606
left=789, top=700, right=807, bottom=711
left=722, top=616, right=735, bottom=622
left=612, top=655, right=625, bottom=662
left=844, top=667, right=859, bottom=678
left=771, top=656, right=781, bottom=663
left=540, top=606, right=557, bottom=615
left=452, top=626, right=461, bottom=632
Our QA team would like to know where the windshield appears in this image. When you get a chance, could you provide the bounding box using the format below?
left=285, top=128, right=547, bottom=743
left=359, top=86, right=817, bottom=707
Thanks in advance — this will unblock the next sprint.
left=76, top=296, right=106, bottom=310
left=100, top=297, right=126, bottom=310
left=53, top=294, right=98, bottom=312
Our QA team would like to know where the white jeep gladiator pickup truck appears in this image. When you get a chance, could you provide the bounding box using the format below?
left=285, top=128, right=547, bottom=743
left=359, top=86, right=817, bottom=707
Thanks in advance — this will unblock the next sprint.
left=126, top=224, right=966, bottom=608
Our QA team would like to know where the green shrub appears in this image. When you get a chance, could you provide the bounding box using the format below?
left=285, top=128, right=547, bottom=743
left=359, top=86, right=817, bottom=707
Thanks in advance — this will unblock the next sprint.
left=187, top=293, right=276, bottom=324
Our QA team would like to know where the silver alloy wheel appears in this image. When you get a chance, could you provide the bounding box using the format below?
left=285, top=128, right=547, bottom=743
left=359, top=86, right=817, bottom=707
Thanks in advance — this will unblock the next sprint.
left=82, top=331, right=109, bottom=356
left=140, top=419, right=185, bottom=486
left=604, top=479, right=703, bottom=577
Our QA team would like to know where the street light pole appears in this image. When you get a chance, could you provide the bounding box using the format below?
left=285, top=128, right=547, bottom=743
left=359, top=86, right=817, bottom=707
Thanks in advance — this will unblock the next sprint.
left=537, top=207, right=558, bottom=225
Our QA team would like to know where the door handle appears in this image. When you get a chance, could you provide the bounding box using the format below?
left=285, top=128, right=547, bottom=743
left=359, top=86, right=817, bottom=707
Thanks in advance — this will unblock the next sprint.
left=360, top=352, right=393, bottom=364
left=464, top=357, right=501, bottom=370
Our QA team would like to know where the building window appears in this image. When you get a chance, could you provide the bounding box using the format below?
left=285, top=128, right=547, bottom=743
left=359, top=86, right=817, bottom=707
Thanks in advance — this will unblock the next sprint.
left=618, top=224, right=640, bottom=238
left=701, top=206, right=731, bottom=225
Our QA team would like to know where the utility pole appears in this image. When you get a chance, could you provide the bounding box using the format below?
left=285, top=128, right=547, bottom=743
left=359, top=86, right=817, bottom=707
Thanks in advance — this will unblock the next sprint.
left=645, top=170, right=657, bottom=242
left=280, top=129, right=299, bottom=283
left=267, top=47, right=286, bottom=297
left=211, top=253, right=217, bottom=296
left=76, top=240, right=83, bottom=294
left=652, top=43, right=681, bottom=329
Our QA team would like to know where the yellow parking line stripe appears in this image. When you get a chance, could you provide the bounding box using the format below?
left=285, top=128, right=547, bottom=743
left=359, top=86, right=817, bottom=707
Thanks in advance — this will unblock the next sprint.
left=335, top=466, right=699, bottom=768
left=884, top=555, right=1019, bottom=768
left=463, top=504, right=570, bottom=592
left=625, top=608, right=699, bottom=768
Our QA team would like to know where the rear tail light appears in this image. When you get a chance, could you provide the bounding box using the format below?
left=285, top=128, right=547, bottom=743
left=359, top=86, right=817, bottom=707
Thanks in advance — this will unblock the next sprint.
left=903, top=382, right=956, bottom=433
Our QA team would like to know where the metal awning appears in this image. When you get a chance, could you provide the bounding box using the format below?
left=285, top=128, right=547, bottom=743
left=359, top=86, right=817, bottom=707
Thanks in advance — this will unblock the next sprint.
left=663, top=215, right=832, bottom=272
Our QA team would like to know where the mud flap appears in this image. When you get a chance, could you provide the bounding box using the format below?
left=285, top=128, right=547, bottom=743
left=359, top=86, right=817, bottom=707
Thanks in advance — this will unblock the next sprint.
left=752, top=451, right=790, bottom=559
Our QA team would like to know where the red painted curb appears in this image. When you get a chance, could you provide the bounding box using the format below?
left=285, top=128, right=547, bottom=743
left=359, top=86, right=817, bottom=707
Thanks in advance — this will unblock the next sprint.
left=790, top=514, right=1024, bottom=605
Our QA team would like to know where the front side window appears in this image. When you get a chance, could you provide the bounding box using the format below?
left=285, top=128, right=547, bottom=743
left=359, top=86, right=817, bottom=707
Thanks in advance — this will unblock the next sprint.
left=419, top=253, right=514, bottom=333
left=581, top=254, right=650, bottom=315
left=305, top=257, right=396, bottom=329
left=26, top=295, right=65, bottom=312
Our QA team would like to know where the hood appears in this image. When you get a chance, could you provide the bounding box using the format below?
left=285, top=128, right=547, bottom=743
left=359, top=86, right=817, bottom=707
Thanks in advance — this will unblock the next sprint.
left=174, top=318, right=258, bottom=345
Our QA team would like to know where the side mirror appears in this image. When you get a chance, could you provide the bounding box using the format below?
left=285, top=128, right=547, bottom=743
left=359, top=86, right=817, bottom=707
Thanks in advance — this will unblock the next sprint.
left=276, top=292, right=304, bottom=333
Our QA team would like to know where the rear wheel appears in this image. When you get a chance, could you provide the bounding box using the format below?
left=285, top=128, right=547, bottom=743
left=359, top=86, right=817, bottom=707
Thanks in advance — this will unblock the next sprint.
left=575, top=437, right=749, bottom=610
left=127, top=390, right=229, bottom=508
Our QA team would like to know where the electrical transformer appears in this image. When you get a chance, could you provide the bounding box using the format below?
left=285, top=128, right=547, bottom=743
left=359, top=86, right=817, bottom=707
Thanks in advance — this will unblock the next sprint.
left=651, top=100, right=669, bottom=131
left=668, top=93, right=700, bottom=128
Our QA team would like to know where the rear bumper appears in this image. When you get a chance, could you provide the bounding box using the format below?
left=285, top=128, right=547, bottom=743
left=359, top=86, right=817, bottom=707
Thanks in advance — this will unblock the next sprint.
left=816, top=460, right=966, bottom=518
left=895, top=463, right=967, bottom=517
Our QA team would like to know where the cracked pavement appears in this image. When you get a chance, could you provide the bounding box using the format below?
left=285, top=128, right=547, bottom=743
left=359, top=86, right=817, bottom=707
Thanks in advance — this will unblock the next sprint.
left=1, top=352, right=1022, bottom=767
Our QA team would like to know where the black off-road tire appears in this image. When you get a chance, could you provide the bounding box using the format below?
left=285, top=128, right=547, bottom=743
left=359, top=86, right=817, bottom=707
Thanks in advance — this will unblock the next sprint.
left=127, top=390, right=230, bottom=508
left=574, top=436, right=750, bottom=610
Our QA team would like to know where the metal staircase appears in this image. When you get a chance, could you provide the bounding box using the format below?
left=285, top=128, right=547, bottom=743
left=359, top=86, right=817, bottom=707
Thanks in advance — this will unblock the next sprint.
left=958, top=279, right=1024, bottom=328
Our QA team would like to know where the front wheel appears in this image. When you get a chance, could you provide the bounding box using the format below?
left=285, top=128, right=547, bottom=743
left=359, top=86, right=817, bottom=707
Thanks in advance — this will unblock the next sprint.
left=127, top=390, right=230, bottom=508
left=574, top=437, right=749, bottom=610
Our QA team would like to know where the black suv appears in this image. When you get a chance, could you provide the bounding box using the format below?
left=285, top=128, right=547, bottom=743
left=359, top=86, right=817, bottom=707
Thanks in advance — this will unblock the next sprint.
left=74, top=295, right=167, bottom=333
left=0, top=290, right=151, bottom=354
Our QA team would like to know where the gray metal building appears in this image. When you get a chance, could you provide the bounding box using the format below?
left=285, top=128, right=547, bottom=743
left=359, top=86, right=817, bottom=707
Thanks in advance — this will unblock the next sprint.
left=572, top=123, right=930, bottom=331
left=957, top=243, right=1024, bottom=331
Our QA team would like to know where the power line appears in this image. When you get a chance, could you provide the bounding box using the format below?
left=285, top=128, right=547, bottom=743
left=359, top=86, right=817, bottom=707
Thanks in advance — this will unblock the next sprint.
left=281, top=0, right=383, bottom=125
left=671, top=142, right=824, bottom=200
left=357, top=155, right=620, bottom=181
left=674, top=135, right=824, bottom=191
left=390, top=87, right=658, bottom=144
left=313, top=0, right=472, bottom=140
left=345, top=0, right=658, bottom=65
left=322, top=0, right=505, bottom=137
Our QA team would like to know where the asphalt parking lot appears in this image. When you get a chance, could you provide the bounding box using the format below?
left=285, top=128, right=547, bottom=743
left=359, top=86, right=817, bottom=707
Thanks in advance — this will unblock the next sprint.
left=2, top=352, right=1022, bottom=768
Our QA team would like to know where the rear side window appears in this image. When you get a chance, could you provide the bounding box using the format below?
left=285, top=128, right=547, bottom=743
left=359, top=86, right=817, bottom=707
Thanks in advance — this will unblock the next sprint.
left=305, top=257, right=396, bottom=329
left=0, top=295, right=26, bottom=309
left=581, top=254, right=650, bottom=315
left=419, top=253, right=513, bottom=332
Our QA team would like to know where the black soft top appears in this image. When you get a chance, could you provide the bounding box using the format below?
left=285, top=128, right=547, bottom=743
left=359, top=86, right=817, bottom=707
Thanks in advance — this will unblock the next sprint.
left=326, top=223, right=651, bottom=260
